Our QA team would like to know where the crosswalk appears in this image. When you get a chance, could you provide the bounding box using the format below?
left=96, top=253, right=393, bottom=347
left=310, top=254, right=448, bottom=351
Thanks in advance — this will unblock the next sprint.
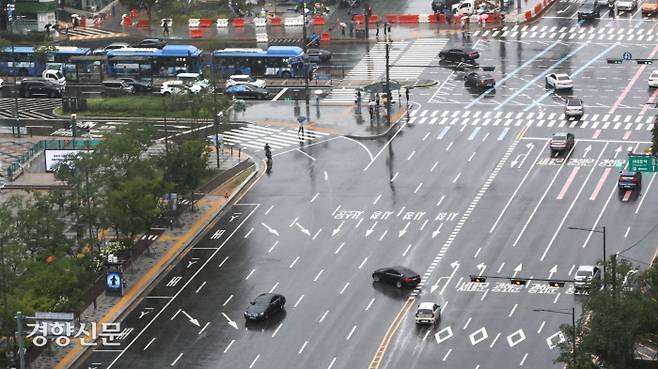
left=0, top=98, right=61, bottom=119
left=390, top=38, right=448, bottom=80
left=322, top=87, right=401, bottom=105
left=65, top=27, right=126, bottom=40
left=345, top=41, right=409, bottom=81
left=472, top=24, right=658, bottom=42
left=408, top=109, right=657, bottom=131
left=216, top=125, right=329, bottom=152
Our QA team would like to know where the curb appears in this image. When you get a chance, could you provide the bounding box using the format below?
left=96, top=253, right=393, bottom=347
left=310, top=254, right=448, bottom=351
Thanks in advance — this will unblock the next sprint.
left=345, top=107, right=408, bottom=140
left=57, top=160, right=258, bottom=369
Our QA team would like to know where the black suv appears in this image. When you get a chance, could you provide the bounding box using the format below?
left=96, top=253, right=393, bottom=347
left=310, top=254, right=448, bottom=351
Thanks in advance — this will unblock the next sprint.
left=439, top=48, right=480, bottom=63
left=464, top=72, right=496, bottom=89
left=19, top=79, right=64, bottom=98
left=577, top=0, right=600, bottom=20
left=618, top=170, right=642, bottom=190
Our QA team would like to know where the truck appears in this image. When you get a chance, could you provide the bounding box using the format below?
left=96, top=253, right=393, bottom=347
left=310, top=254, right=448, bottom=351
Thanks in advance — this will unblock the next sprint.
left=41, top=69, right=66, bottom=87
left=451, top=0, right=498, bottom=15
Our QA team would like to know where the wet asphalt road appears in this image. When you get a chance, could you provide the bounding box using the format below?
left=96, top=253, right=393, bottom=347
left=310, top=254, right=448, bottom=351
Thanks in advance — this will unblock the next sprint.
left=73, top=2, right=658, bottom=369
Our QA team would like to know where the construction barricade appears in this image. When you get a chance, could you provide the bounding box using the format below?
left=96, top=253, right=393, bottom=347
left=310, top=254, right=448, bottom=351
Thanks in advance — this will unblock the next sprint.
left=190, top=29, right=203, bottom=38
left=232, top=17, right=245, bottom=27
left=256, top=33, right=268, bottom=43
left=136, top=19, right=149, bottom=27
left=398, top=14, right=419, bottom=23
left=386, top=14, right=398, bottom=23
left=253, top=17, right=266, bottom=27
left=121, top=15, right=132, bottom=26
left=199, top=18, right=213, bottom=27
left=320, top=31, right=330, bottom=43
left=270, top=16, right=282, bottom=26
left=217, top=18, right=229, bottom=27
left=313, top=15, right=325, bottom=25
left=188, top=18, right=200, bottom=28
left=353, top=14, right=364, bottom=23
left=130, top=8, right=138, bottom=17
left=284, top=15, right=303, bottom=26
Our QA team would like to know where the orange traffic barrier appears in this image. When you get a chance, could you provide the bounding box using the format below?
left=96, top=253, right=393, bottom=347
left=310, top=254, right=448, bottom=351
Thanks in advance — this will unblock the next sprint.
left=199, top=18, right=213, bottom=27
left=386, top=14, right=398, bottom=23
left=524, top=10, right=532, bottom=20
left=353, top=14, right=365, bottom=24
left=534, top=3, right=542, bottom=14
left=320, top=31, right=330, bottom=43
left=122, top=15, right=132, bottom=26
left=190, top=29, right=203, bottom=38
left=313, top=15, right=325, bottom=25
left=270, top=16, right=282, bottom=26
left=130, top=8, right=138, bottom=17
left=398, top=14, right=419, bottom=23
left=368, top=15, right=379, bottom=23
left=136, top=19, right=149, bottom=27
left=233, top=17, right=245, bottom=27
left=451, top=14, right=462, bottom=23
left=428, top=13, right=444, bottom=23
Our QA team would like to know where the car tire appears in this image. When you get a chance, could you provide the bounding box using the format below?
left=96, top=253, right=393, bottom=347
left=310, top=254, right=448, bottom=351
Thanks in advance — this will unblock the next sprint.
left=396, top=280, right=403, bottom=288
left=373, top=274, right=381, bottom=282
left=163, top=92, right=171, bottom=96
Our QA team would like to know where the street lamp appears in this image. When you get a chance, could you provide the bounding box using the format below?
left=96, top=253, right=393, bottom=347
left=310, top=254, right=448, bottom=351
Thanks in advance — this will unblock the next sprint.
left=533, top=307, right=577, bottom=368
left=568, top=226, right=607, bottom=289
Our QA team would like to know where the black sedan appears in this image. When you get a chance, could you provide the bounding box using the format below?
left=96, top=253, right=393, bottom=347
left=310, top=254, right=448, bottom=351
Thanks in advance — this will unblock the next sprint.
left=131, top=38, right=167, bottom=49
left=439, top=48, right=480, bottom=62
left=464, top=72, right=496, bottom=89
left=306, top=48, right=332, bottom=63
left=225, top=84, right=270, bottom=99
left=244, top=293, right=286, bottom=321
left=372, top=266, right=421, bottom=288
left=120, top=78, right=152, bottom=93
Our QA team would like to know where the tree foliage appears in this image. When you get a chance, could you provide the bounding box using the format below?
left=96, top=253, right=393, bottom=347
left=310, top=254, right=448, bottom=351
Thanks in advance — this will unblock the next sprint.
left=33, top=42, right=56, bottom=65
left=162, top=139, right=210, bottom=199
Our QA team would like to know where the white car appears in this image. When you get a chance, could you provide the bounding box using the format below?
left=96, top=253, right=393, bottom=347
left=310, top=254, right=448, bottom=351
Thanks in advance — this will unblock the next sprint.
left=160, top=80, right=196, bottom=95
left=616, top=0, right=637, bottom=11
left=574, top=265, right=601, bottom=292
left=649, top=70, right=658, bottom=88
left=0, top=78, right=3, bottom=89
left=415, top=302, right=441, bottom=325
left=225, top=75, right=266, bottom=89
left=176, top=72, right=209, bottom=91
left=545, top=73, right=574, bottom=90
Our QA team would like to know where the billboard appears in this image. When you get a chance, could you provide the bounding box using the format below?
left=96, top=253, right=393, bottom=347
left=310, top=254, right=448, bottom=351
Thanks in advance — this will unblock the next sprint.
left=44, top=149, right=84, bottom=172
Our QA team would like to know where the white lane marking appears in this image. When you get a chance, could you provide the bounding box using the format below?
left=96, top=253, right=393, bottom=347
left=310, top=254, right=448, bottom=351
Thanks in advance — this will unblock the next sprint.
left=481, top=289, right=490, bottom=301
left=244, top=227, right=254, bottom=238
left=224, top=339, right=235, bottom=353
left=431, top=161, right=439, bottom=172
left=290, top=217, right=299, bottom=227
left=171, top=353, right=183, bottom=366
left=553, top=292, right=561, bottom=304
left=407, top=150, right=416, bottom=160
left=327, top=357, right=337, bottom=369
left=249, top=354, right=260, bottom=368
left=346, top=325, right=357, bottom=340
left=310, top=192, right=319, bottom=203
left=218, top=256, right=229, bottom=268
left=222, top=294, right=233, bottom=306
left=490, top=333, right=501, bottom=348
left=319, top=310, right=329, bottom=323
left=143, top=337, right=155, bottom=351
left=497, top=262, right=505, bottom=273
left=538, top=321, right=546, bottom=334
left=268, top=241, right=279, bottom=253
left=245, top=269, right=255, bottom=279
left=294, top=294, right=305, bottom=308
left=373, top=194, right=382, bottom=204
left=463, top=317, right=472, bottom=330
left=453, top=172, right=461, bottom=183
left=358, top=257, right=368, bottom=270
left=365, top=298, right=375, bottom=311
left=194, top=281, right=207, bottom=294
left=635, top=173, right=656, bottom=214
left=269, top=282, right=279, bottom=293
left=314, top=269, right=324, bottom=282
left=271, top=87, right=288, bottom=101
left=624, top=226, right=631, bottom=238
left=298, top=340, right=308, bottom=354
left=509, top=303, right=518, bottom=317
left=296, top=148, right=316, bottom=161
left=335, top=242, right=345, bottom=254
left=289, top=256, right=300, bottom=269
left=272, top=323, right=283, bottom=337
left=198, top=322, right=210, bottom=335
left=312, top=228, right=323, bottom=240
left=442, top=349, right=452, bottom=361
left=339, top=282, right=350, bottom=295
left=402, top=244, right=412, bottom=257
left=468, top=152, right=476, bottom=162
left=520, top=353, right=528, bottom=366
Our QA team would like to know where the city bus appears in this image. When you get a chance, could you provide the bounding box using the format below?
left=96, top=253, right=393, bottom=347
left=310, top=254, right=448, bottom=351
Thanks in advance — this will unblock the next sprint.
left=0, top=46, right=91, bottom=78
left=106, top=44, right=203, bottom=79
left=212, top=46, right=311, bottom=78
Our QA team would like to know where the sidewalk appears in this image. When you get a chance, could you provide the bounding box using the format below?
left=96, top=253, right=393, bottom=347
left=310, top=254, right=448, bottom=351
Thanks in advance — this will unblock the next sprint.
left=29, top=149, right=256, bottom=369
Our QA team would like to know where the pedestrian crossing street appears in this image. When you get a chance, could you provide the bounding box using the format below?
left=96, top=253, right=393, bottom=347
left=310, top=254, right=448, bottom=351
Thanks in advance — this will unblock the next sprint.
left=0, top=98, right=60, bottom=119
left=472, top=24, right=658, bottom=42
left=322, top=87, right=401, bottom=105
left=66, top=27, right=126, bottom=40
left=408, top=109, right=657, bottom=131
left=217, top=124, right=329, bottom=152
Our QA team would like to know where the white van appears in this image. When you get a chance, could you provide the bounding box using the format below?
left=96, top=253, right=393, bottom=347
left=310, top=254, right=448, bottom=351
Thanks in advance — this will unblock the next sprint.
left=452, top=0, right=475, bottom=15
left=42, top=69, right=66, bottom=87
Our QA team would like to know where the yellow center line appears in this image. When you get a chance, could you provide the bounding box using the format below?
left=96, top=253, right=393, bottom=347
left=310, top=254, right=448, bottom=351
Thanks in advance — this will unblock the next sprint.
left=367, top=297, right=416, bottom=369
left=516, top=126, right=529, bottom=141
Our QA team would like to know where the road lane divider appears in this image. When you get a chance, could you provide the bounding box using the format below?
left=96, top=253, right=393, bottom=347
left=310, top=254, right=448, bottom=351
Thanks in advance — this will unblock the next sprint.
left=367, top=297, right=415, bottom=369
left=610, top=43, right=658, bottom=114
left=589, top=167, right=612, bottom=200
left=556, top=167, right=580, bottom=200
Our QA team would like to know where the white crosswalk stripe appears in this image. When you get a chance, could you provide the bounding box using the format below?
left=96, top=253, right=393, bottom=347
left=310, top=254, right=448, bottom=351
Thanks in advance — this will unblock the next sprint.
left=345, top=41, right=409, bottom=81
left=66, top=27, right=126, bottom=40
left=409, top=109, right=656, bottom=130
left=322, top=87, right=401, bottom=105
left=0, top=98, right=60, bottom=119
left=217, top=125, right=329, bottom=151
left=390, top=38, right=448, bottom=80
left=472, top=24, right=657, bottom=41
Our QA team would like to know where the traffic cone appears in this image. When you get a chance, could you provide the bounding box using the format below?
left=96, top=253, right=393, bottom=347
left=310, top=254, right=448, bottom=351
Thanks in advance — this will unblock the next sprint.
left=224, top=192, right=229, bottom=199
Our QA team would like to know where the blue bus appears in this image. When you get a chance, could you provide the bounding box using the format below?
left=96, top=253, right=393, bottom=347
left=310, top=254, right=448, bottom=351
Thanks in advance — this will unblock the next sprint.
left=0, top=46, right=91, bottom=77
left=212, top=46, right=310, bottom=78
left=106, top=45, right=203, bottom=78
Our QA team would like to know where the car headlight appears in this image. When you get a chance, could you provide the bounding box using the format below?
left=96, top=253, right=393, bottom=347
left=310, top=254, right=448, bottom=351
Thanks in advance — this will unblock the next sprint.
left=259, top=312, right=265, bottom=316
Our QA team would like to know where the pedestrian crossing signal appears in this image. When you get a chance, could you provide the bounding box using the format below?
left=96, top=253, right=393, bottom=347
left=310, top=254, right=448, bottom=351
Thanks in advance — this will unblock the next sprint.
left=470, top=276, right=486, bottom=283
left=606, top=58, right=623, bottom=64
left=636, top=59, right=653, bottom=65
left=510, top=278, right=527, bottom=286
left=548, top=281, right=565, bottom=288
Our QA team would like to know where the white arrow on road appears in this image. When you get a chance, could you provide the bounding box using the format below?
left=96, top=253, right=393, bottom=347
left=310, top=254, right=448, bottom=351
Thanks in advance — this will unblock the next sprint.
left=295, top=222, right=311, bottom=237
left=432, top=223, right=444, bottom=239
left=181, top=310, right=200, bottom=327
left=221, top=312, right=238, bottom=330
left=332, top=221, right=344, bottom=237
left=613, top=145, right=623, bottom=159
left=399, top=222, right=410, bottom=238
left=518, top=143, right=534, bottom=169
left=548, top=265, right=557, bottom=280
left=582, top=145, right=592, bottom=158
left=513, top=263, right=523, bottom=278
left=557, top=5, right=571, bottom=13
left=431, top=261, right=460, bottom=294
left=476, top=263, right=487, bottom=275
left=366, top=221, right=378, bottom=237
left=261, top=223, right=279, bottom=237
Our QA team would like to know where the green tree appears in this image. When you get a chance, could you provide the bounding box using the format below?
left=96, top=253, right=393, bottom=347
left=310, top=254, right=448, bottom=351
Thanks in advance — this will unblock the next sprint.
left=33, top=42, right=56, bottom=66
left=162, top=140, right=210, bottom=199
left=652, top=119, right=658, bottom=156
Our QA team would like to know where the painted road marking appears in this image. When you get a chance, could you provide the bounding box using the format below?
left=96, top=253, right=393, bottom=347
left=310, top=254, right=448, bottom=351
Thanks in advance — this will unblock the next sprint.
left=437, top=127, right=450, bottom=140
left=507, top=329, right=526, bottom=347
left=468, top=127, right=481, bottom=140
left=589, top=167, right=612, bottom=200
left=435, top=326, right=453, bottom=344
left=498, top=127, right=509, bottom=141
left=557, top=167, right=580, bottom=200
left=469, top=327, right=488, bottom=345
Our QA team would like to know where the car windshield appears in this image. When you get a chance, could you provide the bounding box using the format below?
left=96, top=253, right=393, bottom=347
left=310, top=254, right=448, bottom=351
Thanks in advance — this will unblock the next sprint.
left=576, top=270, right=592, bottom=277
left=556, top=75, right=569, bottom=80
left=553, top=134, right=567, bottom=140
left=567, top=100, right=581, bottom=106
left=418, top=309, right=434, bottom=315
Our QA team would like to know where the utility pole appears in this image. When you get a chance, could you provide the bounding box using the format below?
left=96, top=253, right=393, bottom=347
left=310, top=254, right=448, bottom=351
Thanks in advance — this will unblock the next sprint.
left=384, top=29, right=391, bottom=125
left=568, top=226, right=607, bottom=289
left=14, top=91, right=20, bottom=138
left=85, top=139, right=94, bottom=259
left=162, top=96, right=169, bottom=156
left=364, top=3, right=370, bottom=39
left=301, top=0, right=310, bottom=115
left=571, top=307, right=576, bottom=369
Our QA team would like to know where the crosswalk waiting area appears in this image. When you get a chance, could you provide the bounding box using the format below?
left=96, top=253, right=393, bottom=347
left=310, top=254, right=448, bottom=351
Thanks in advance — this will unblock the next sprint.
left=408, top=109, right=657, bottom=131
left=471, top=24, right=658, bottom=42
left=217, top=124, right=329, bottom=152
left=0, top=98, right=60, bottom=119
left=64, top=27, right=126, bottom=40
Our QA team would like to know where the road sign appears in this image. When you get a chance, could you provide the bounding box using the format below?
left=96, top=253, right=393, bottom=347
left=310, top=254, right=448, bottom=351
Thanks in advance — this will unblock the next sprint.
left=623, top=51, right=632, bottom=60
left=106, top=271, right=123, bottom=295
left=628, top=154, right=658, bottom=172
left=636, top=59, right=653, bottom=65
left=607, top=58, right=623, bottom=64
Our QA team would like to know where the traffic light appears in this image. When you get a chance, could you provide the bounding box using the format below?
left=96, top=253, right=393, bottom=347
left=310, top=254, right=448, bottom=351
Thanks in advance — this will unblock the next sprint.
left=636, top=59, right=653, bottom=65
left=548, top=281, right=565, bottom=288
left=510, top=278, right=527, bottom=286
left=607, top=58, right=623, bottom=64
left=470, top=275, right=486, bottom=283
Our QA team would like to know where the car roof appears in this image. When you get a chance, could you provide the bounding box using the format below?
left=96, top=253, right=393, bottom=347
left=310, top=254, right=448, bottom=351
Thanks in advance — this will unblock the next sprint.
left=177, top=73, right=201, bottom=78
left=620, top=170, right=639, bottom=176
left=255, top=292, right=282, bottom=302
left=553, top=132, right=569, bottom=136
left=577, top=265, right=595, bottom=272
left=392, top=266, right=417, bottom=275
left=418, top=302, right=437, bottom=309
left=555, top=73, right=570, bottom=78
left=229, top=74, right=251, bottom=79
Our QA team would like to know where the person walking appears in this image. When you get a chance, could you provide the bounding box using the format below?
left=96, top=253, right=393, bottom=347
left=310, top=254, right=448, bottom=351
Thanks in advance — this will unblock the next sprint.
left=297, top=118, right=305, bottom=136
left=375, top=21, right=380, bottom=38
left=405, top=88, right=410, bottom=105
left=349, top=19, right=354, bottom=37
left=339, top=19, right=347, bottom=36
left=163, top=21, right=170, bottom=37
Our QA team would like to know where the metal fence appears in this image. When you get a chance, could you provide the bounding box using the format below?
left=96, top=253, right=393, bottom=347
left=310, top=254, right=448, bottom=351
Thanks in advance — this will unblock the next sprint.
left=3, top=139, right=102, bottom=179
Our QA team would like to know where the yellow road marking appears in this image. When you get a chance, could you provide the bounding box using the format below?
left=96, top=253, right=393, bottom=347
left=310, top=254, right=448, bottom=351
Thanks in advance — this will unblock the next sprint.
left=516, top=126, right=529, bottom=141
left=367, top=297, right=416, bottom=369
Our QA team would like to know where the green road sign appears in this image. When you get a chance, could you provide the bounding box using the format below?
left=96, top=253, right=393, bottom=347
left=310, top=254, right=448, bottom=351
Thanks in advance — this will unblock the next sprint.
left=628, top=154, right=658, bottom=172
left=607, top=58, right=623, bottom=64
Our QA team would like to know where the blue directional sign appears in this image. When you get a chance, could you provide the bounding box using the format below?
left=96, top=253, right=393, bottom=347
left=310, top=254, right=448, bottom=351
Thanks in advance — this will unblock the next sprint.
left=623, top=51, right=632, bottom=60
left=105, top=271, right=123, bottom=294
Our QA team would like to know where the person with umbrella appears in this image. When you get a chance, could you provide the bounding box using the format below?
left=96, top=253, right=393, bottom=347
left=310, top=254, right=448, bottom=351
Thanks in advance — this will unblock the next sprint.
left=297, top=115, right=306, bottom=136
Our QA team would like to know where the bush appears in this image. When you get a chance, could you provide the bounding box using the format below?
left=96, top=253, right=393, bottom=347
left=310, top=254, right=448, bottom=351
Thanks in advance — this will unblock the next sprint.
left=83, top=94, right=229, bottom=118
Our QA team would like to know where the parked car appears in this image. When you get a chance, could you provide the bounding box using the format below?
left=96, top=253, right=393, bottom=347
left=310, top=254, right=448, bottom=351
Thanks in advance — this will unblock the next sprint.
left=577, top=0, right=600, bottom=19
left=649, top=70, right=658, bottom=88
left=564, top=98, right=584, bottom=119
left=131, top=38, right=167, bottom=49
left=415, top=302, right=441, bottom=325
left=41, top=69, right=66, bottom=87
left=92, top=42, right=130, bottom=55
left=549, top=132, right=575, bottom=156
left=545, top=73, right=574, bottom=90
left=225, top=75, right=266, bottom=89
left=372, top=266, right=421, bottom=288
left=641, top=0, right=658, bottom=15
left=119, top=77, right=153, bottom=93
left=618, top=170, right=642, bottom=190
left=432, top=0, right=460, bottom=11
left=18, top=79, right=64, bottom=98
left=574, top=265, right=601, bottom=292
left=616, top=0, right=637, bottom=11
left=439, top=48, right=480, bottom=63
left=101, top=80, right=135, bottom=97
left=244, top=293, right=285, bottom=321
left=160, top=80, right=192, bottom=96
left=464, top=72, right=496, bottom=89
left=225, top=84, right=270, bottom=99
left=176, top=72, right=209, bottom=92
left=306, top=48, right=332, bottom=63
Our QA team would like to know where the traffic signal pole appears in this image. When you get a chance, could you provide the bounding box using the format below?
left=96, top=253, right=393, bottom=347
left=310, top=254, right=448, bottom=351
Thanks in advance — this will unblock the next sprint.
left=301, top=1, right=310, bottom=116
left=385, top=38, right=391, bottom=125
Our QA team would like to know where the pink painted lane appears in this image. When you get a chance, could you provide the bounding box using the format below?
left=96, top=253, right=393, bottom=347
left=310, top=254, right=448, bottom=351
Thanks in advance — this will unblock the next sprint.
left=640, top=89, right=658, bottom=116
left=589, top=167, right=612, bottom=201
left=592, top=129, right=601, bottom=139
left=609, top=43, right=658, bottom=115
left=557, top=166, right=580, bottom=200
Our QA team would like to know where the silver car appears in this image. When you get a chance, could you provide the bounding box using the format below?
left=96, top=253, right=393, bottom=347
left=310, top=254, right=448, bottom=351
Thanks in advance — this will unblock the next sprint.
left=564, top=98, right=584, bottom=119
